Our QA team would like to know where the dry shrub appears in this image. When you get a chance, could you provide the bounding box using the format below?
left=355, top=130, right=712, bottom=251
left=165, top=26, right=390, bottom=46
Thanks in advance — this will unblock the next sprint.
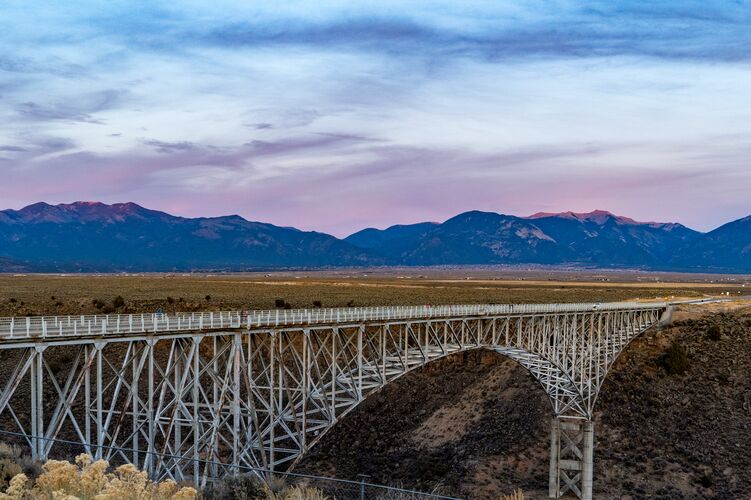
left=661, top=340, right=689, bottom=375
left=0, top=454, right=196, bottom=500
left=201, top=474, right=326, bottom=500
left=368, top=484, right=452, bottom=500
left=270, top=486, right=326, bottom=500
left=706, top=324, right=722, bottom=341
left=264, top=476, right=287, bottom=495
left=201, top=474, right=265, bottom=500
left=501, top=490, right=524, bottom=500
left=370, top=492, right=425, bottom=500
left=0, top=446, right=18, bottom=462
left=0, top=460, right=21, bottom=491
left=0, top=444, right=39, bottom=482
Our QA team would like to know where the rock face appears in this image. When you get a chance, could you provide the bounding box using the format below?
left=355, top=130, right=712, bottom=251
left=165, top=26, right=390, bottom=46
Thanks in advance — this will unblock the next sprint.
left=294, top=308, right=751, bottom=499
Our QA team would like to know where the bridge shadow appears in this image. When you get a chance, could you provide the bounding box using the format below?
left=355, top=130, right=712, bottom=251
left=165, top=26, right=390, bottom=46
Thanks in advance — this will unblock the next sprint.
left=292, top=349, right=553, bottom=499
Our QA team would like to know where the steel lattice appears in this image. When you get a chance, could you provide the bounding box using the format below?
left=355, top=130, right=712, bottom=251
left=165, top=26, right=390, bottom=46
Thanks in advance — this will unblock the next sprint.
left=0, top=302, right=673, bottom=499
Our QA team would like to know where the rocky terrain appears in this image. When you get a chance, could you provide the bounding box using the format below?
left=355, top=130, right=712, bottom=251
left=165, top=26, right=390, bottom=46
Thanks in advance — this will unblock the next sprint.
left=295, top=304, right=751, bottom=499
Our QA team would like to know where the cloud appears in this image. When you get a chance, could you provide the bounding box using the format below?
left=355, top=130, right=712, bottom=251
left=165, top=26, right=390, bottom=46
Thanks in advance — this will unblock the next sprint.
left=2, top=131, right=749, bottom=235
left=142, top=139, right=199, bottom=154
left=33, top=137, right=78, bottom=154
left=17, top=102, right=104, bottom=124
left=0, top=53, right=86, bottom=77
left=185, top=3, right=751, bottom=63
left=14, top=90, right=128, bottom=124
left=242, top=133, right=376, bottom=157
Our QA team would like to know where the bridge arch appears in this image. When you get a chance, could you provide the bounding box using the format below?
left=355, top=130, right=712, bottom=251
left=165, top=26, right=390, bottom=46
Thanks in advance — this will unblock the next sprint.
left=287, top=344, right=570, bottom=470
left=290, top=346, right=560, bottom=488
left=0, top=301, right=672, bottom=500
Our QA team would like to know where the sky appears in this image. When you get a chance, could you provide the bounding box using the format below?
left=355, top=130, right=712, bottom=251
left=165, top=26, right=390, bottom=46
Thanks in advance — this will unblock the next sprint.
left=0, top=1, right=750, bottom=236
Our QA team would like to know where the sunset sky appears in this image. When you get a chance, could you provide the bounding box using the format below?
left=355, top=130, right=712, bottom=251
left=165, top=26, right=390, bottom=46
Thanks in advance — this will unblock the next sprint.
left=1, top=1, right=750, bottom=236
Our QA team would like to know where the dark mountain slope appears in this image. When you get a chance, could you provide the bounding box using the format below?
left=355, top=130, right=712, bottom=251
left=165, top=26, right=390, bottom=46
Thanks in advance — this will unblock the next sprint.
left=527, top=210, right=700, bottom=267
left=396, top=211, right=562, bottom=265
left=0, top=202, right=380, bottom=271
left=674, top=215, right=751, bottom=272
left=344, top=222, right=439, bottom=257
left=0, top=257, right=28, bottom=273
left=344, top=209, right=704, bottom=268
left=1, top=202, right=749, bottom=272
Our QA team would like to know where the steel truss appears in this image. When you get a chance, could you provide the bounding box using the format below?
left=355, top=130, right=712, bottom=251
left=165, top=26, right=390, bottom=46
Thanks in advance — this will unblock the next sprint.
left=0, top=303, right=668, bottom=499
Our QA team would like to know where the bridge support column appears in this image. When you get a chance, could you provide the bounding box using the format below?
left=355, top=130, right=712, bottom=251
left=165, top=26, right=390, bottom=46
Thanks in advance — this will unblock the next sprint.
left=658, top=305, right=675, bottom=327
left=548, top=418, right=559, bottom=497
left=548, top=417, right=595, bottom=500
left=581, top=420, right=594, bottom=500
left=30, top=346, right=46, bottom=461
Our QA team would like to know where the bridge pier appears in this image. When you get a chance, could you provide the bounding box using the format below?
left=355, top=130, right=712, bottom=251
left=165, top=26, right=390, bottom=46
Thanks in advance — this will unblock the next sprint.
left=658, top=305, right=675, bottom=327
left=30, top=346, right=46, bottom=462
left=549, top=417, right=594, bottom=500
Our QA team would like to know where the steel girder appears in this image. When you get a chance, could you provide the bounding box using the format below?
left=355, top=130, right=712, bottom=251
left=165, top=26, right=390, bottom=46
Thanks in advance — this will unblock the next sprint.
left=0, top=305, right=665, bottom=498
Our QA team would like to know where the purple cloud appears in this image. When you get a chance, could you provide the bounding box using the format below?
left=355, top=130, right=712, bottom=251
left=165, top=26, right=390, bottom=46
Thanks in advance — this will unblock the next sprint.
left=1, top=133, right=749, bottom=236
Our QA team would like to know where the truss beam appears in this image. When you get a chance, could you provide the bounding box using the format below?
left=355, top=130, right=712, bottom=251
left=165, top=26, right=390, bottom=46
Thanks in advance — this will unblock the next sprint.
left=0, top=303, right=667, bottom=500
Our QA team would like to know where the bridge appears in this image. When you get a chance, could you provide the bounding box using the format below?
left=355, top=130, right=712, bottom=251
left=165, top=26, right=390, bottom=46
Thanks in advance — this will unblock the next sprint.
left=0, top=301, right=680, bottom=499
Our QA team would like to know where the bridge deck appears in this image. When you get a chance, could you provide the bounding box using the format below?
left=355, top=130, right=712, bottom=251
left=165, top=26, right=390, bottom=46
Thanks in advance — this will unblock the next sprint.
left=0, top=298, right=715, bottom=500
left=0, top=301, right=668, bottom=341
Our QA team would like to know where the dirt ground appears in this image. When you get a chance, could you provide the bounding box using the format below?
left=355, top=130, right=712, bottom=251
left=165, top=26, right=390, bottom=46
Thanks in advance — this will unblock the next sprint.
left=0, top=271, right=745, bottom=317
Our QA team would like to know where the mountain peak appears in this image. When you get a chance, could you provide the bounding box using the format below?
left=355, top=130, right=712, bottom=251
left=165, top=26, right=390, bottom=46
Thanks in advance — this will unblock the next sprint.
left=9, top=201, right=164, bottom=224
left=69, top=201, right=105, bottom=207
left=62, top=201, right=145, bottom=212
left=446, top=210, right=512, bottom=223
left=527, top=210, right=656, bottom=226
left=16, top=202, right=69, bottom=223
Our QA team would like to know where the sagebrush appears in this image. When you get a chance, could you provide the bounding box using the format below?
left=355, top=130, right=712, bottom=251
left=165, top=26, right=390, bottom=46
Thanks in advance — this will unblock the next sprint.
left=0, top=454, right=196, bottom=500
left=501, top=490, right=524, bottom=500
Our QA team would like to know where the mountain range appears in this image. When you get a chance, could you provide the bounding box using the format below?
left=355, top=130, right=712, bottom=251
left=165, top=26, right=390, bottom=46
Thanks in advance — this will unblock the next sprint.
left=0, top=202, right=748, bottom=272
left=0, top=202, right=377, bottom=272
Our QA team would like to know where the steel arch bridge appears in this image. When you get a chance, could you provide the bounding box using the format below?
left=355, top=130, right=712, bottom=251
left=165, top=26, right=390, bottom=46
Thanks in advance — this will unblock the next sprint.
left=0, top=301, right=676, bottom=499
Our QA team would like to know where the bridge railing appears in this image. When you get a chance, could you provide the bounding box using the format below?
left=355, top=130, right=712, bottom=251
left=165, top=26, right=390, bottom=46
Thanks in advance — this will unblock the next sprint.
left=0, top=301, right=668, bottom=341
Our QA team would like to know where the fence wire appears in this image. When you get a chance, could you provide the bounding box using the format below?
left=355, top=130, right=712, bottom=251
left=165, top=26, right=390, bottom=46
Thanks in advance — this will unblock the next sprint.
left=0, top=428, right=461, bottom=499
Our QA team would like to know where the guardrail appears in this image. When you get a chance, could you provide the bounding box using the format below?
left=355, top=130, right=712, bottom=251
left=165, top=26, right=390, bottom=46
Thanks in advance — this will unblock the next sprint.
left=0, top=301, right=670, bottom=341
